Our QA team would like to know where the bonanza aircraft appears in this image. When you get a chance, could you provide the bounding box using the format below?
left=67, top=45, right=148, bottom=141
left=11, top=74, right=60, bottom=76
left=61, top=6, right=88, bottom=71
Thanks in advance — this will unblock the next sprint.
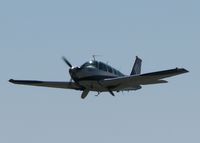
left=9, top=56, right=188, bottom=99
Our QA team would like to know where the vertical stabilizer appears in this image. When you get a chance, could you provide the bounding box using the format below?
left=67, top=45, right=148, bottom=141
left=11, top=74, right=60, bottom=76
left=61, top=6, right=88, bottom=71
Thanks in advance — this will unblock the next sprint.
left=130, top=56, right=142, bottom=75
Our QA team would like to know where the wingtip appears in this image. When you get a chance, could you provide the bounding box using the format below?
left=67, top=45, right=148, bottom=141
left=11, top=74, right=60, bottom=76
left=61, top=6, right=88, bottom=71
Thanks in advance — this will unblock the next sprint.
left=9, top=79, right=14, bottom=83
left=184, top=69, right=189, bottom=73
left=179, top=68, right=189, bottom=73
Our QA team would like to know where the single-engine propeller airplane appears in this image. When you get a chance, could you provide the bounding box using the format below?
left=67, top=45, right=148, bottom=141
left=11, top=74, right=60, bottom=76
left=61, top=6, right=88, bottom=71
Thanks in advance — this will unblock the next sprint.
left=9, top=56, right=188, bottom=99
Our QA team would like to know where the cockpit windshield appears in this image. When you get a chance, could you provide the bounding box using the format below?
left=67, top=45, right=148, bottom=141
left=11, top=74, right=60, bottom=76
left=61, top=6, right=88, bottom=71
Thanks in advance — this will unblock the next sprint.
left=80, top=61, right=98, bottom=69
left=80, top=60, right=124, bottom=76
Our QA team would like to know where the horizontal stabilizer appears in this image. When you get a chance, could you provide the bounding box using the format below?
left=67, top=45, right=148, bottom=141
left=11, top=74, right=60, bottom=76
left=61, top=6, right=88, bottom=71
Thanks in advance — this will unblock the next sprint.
left=140, top=68, right=189, bottom=79
left=101, top=68, right=189, bottom=90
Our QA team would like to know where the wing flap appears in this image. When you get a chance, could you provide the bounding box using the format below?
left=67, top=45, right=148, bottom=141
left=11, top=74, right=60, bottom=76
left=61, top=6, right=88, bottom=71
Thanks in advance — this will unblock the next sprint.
left=9, top=79, right=83, bottom=90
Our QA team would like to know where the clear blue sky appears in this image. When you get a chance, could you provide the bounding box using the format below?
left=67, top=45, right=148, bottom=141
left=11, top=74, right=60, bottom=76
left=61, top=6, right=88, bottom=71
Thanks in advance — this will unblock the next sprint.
left=0, top=0, right=199, bottom=143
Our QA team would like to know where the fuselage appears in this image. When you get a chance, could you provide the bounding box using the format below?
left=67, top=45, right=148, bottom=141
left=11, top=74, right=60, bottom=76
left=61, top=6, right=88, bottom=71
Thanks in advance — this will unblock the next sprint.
left=70, top=60, right=142, bottom=92
left=70, top=60, right=126, bottom=91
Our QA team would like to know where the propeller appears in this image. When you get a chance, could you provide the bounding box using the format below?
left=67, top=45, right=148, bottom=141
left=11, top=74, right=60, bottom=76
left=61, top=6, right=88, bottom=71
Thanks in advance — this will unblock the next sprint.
left=62, top=56, right=80, bottom=83
left=62, top=56, right=73, bottom=83
left=62, top=57, right=84, bottom=89
left=62, top=56, right=73, bottom=68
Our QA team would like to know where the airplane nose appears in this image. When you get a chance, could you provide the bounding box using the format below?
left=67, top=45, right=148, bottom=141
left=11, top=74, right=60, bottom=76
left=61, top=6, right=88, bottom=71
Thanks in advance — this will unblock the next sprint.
left=69, top=67, right=80, bottom=77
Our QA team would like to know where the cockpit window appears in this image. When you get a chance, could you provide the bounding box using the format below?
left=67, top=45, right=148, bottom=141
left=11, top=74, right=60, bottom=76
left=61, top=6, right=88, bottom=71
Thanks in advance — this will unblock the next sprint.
left=99, top=62, right=107, bottom=72
left=80, top=60, right=124, bottom=76
left=81, top=61, right=98, bottom=69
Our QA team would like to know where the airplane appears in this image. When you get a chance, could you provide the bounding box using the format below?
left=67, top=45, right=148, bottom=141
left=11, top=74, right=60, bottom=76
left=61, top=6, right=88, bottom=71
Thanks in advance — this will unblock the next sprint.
left=9, top=56, right=188, bottom=99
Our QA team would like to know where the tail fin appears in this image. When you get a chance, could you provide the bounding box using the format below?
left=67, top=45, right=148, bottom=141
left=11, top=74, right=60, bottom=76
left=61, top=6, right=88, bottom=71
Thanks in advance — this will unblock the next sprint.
left=130, top=56, right=142, bottom=75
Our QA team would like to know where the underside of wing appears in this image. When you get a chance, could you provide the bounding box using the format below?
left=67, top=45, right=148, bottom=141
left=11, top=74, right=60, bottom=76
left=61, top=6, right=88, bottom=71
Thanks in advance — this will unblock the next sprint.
left=100, top=68, right=188, bottom=90
left=9, top=79, right=83, bottom=90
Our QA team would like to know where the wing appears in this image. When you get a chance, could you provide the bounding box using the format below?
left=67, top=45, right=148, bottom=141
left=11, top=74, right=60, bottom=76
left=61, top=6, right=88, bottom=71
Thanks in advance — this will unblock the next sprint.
left=9, top=79, right=83, bottom=90
left=100, top=68, right=188, bottom=90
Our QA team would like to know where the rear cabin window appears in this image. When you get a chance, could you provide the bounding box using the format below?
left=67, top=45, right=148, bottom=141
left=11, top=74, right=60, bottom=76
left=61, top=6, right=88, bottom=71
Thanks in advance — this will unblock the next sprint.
left=116, top=70, right=121, bottom=76
left=107, top=66, right=113, bottom=73
left=113, top=69, right=117, bottom=75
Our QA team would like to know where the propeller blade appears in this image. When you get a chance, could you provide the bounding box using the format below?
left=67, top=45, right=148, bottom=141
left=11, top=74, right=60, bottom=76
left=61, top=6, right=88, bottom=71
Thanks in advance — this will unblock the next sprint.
left=62, top=57, right=72, bottom=68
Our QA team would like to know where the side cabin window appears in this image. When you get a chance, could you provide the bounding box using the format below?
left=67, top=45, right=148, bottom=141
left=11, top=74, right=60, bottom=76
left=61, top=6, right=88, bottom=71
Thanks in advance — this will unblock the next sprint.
left=107, top=66, right=113, bottom=73
left=93, top=61, right=98, bottom=68
left=99, top=62, right=107, bottom=72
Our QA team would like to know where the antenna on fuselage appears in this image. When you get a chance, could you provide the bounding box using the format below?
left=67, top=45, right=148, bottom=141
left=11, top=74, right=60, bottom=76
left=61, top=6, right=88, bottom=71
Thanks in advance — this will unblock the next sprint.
left=92, top=55, right=102, bottom=61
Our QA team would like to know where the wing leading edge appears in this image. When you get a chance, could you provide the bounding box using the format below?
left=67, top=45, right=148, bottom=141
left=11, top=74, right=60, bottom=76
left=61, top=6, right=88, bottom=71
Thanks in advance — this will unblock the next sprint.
left=9, top=79, right=83, bottom=90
